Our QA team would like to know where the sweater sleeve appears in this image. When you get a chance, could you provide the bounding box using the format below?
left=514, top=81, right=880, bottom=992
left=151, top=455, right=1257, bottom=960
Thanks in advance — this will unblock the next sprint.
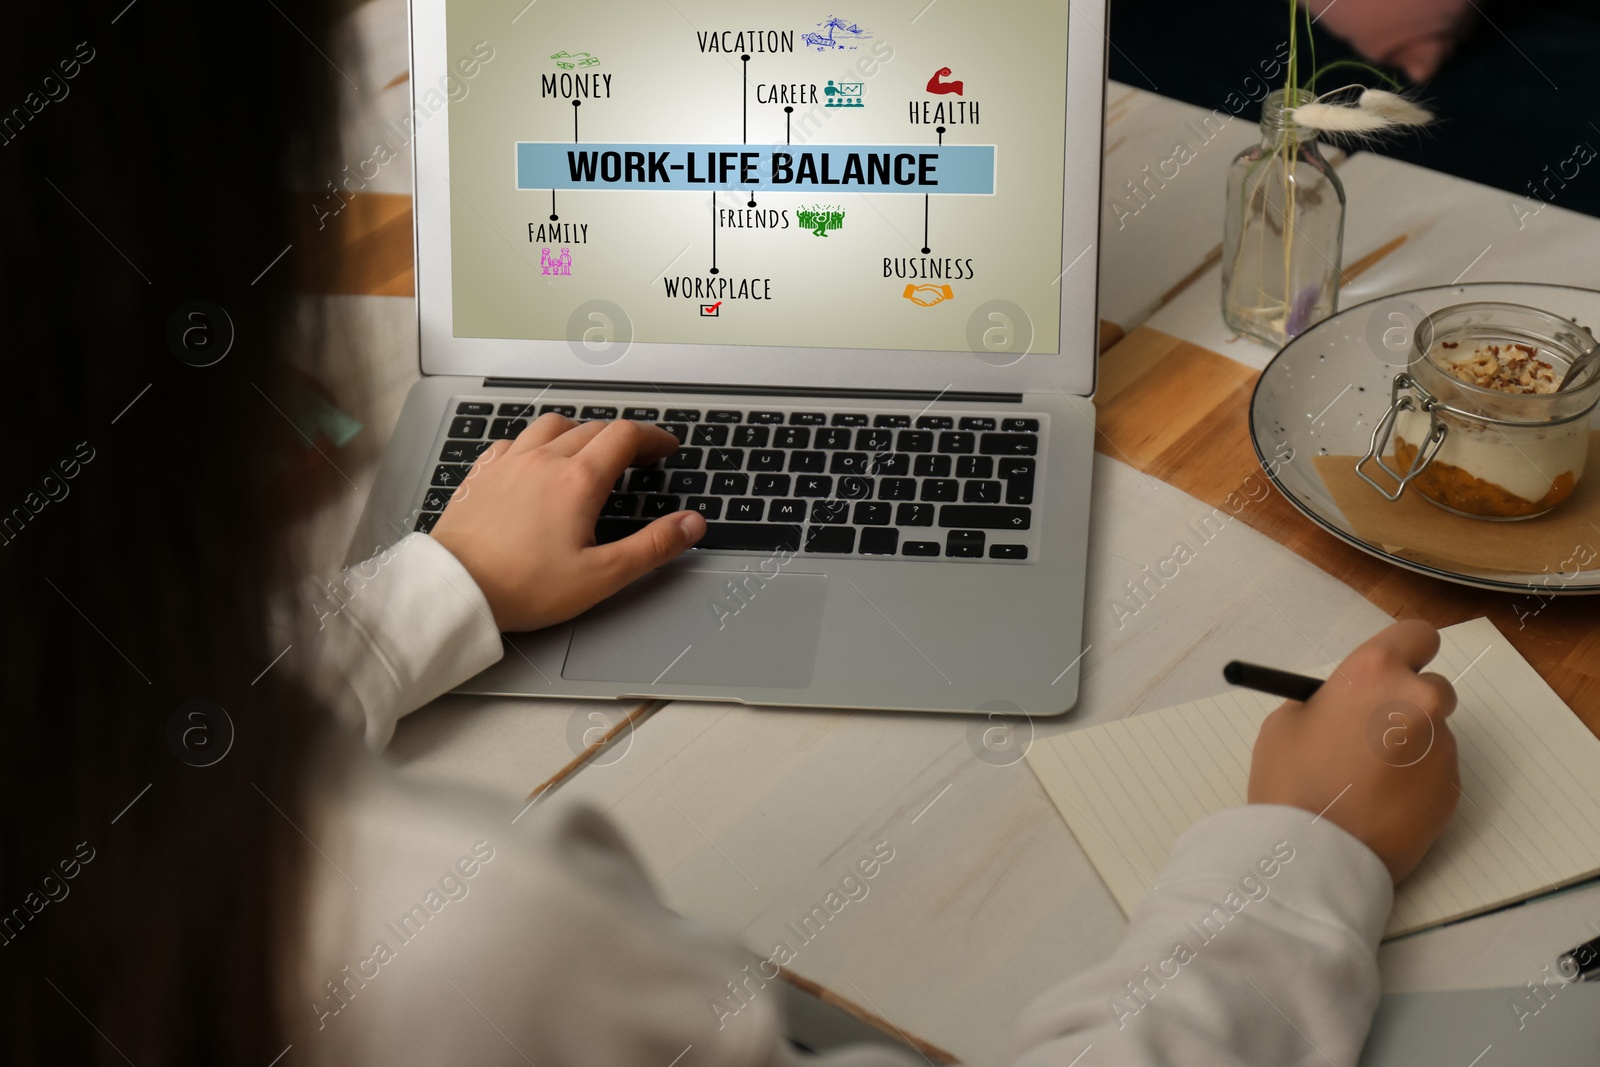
left=307, top=533, right=504, bottom=749
left=1007, top=804, right=1393, bottom=1067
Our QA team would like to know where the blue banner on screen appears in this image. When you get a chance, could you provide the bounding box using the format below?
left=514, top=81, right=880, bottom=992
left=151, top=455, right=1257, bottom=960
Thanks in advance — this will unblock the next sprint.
left=516, top=143, right=996, bottom=194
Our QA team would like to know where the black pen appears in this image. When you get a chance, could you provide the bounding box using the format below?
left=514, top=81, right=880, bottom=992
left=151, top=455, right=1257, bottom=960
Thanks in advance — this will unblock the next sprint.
left=1558, top=934, right=1600, bottom=981
left=1223, top=661, right=1323, bottom=703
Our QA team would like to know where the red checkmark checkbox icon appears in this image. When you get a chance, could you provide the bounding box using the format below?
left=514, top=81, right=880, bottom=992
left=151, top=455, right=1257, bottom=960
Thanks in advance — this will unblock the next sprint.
left=700, top=301, right=722, bottom=317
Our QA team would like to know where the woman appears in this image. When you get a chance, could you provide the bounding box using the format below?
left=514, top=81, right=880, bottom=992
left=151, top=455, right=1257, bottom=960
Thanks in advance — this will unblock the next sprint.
left=0, top=3, right=1459, bottom=1064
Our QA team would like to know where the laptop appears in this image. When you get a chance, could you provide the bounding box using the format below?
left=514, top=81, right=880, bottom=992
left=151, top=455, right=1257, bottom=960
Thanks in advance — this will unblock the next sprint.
left=348, top=0, right=1108, bottom=716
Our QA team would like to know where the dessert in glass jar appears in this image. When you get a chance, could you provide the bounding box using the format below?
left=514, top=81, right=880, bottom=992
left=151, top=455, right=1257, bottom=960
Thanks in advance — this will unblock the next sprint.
left=1358, top=303, right=1600, bottom=520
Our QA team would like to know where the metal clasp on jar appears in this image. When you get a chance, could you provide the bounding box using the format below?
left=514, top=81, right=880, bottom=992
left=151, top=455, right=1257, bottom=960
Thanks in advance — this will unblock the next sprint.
left=1356, top=373, right=1449, bottom=501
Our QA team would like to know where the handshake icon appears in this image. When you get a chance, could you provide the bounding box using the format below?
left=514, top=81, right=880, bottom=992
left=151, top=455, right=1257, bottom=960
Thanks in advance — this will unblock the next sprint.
left=902, top=284, right=955, bottom=308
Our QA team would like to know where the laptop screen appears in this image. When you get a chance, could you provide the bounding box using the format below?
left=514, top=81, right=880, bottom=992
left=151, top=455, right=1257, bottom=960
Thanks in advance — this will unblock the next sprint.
left=442, top=2, right=1071, bottom=357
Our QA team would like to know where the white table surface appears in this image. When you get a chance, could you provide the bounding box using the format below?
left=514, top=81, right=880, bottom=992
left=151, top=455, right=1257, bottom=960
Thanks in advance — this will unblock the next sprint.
left=318, top=3, right=1600, bottom=1056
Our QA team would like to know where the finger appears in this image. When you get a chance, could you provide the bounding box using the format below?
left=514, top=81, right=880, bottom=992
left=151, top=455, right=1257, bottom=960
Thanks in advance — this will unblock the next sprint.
left=1412, top=671, right=1459, bottom=721
left=539, top=419, right=613, bottom=457
left=506, top=412, right=578, bottom=454
left=586, top=511, right=706, bottom=593
left=1355, top=618, right=1440, bottom=673
left=575, top=420, right=680, bottom=477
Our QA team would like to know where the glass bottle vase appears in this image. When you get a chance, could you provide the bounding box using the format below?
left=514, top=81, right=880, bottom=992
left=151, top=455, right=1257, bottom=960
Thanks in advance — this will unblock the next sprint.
left=1221, top=88, right=1346, bottom=347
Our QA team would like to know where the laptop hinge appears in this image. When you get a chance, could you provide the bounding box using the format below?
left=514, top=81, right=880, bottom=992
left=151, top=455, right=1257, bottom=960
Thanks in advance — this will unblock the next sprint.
left=479, top=378, right=1024, bottom=404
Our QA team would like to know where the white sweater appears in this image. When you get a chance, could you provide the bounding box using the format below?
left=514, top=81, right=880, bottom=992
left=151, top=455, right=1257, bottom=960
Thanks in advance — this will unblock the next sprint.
left=293, top=533, right=1393, bottom=1065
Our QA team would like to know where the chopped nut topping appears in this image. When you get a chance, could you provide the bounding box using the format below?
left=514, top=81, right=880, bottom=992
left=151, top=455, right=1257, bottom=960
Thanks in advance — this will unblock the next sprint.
left=1438, top=340, right=1561, bottom=394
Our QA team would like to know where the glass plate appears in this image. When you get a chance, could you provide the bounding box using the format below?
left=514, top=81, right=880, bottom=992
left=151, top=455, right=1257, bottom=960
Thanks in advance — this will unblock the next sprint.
left=1250, top=282, right=1600, bottom=594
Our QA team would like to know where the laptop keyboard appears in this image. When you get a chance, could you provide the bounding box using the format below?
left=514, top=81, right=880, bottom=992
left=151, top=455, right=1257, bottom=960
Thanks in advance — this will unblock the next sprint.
left=416, top=400, right=1046, bottom=563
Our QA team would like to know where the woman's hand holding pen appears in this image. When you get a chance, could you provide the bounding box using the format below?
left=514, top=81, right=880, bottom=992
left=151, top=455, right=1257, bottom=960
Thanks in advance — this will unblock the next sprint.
left=1248, top=620, right=1461, bottom=883
left=430, top=414, right=706, bottom=632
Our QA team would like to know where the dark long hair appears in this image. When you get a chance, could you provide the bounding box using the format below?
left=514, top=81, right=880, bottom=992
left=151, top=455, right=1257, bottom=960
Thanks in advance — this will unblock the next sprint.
left=0, top=2, right=340, bottom=1061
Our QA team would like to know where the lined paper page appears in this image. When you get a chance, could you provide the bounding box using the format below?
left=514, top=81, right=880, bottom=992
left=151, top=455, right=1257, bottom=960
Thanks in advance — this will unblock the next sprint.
left=1028, top=618, right=1600, bottom=938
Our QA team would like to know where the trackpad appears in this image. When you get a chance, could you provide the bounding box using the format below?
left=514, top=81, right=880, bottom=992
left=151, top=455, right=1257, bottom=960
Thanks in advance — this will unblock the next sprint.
left=562, top=570, right=827, bottom=689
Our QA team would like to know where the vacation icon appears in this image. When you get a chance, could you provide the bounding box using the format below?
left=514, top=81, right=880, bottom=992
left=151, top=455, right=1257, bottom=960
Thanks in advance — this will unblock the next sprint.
left=551, top=50, right=601, bottom=70
left=803, top=17, right=872, bottom=52
left=903, top=284, right=954, bottom=307
left=926, top=67, right=964, bottom=96
left=540, top=247, right=573, bottom=276
left=823, top=80, right=865, bottom=109
left=797, top=206, right=845, bottom=237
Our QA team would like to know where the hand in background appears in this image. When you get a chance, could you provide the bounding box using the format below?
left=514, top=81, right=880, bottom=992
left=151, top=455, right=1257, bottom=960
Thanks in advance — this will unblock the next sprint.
left=1303, top=0, right=1474, bottom=83
left=1248, top=619, right=1460, bottom=882
left=430, top=414, right=705, bottom=632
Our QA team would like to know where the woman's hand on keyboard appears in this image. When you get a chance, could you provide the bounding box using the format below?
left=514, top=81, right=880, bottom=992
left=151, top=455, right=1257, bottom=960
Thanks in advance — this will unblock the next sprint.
left=430, top=414, right=706, bottom=631
left=1247, top=619, right=1460, bottom=883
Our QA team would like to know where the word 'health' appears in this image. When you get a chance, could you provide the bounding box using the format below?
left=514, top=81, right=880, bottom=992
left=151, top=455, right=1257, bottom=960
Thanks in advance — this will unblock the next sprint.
left=517, top=143, right=996, bottom=194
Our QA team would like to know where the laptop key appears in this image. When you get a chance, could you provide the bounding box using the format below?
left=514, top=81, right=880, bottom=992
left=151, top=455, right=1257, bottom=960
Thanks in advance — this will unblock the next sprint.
left=938, top=431, right=975, bottom=454
left=856, top=428, right=893, bottom=452
left=854, top=502, right=891, bottom=525
left=947, top=530, right=985, bottom=558
left=878, top=478, right=917, bottom=501
left=733, top=426, right=770, bottom=447
left=768, top=499, right=805, bottom=522
left=415, top=512, right=442, bottom=533
left=859, top=528, right=900, bottom=555
left=498, top=402, right=537, bottom=418
left=958, top=456, right=994, bottom=479
left=423, top=488, right=454, bottom=511
left=897, top=502, right=935, bottom=526
left=691, top=425, right=730, bottom=446
left=686, top=497, right=723, bottom=519
left=914, top=454, right=952, bottom=478
left=658, top=423, right=689, bottom=443
left=874, top=414, right=912, bottom=428
left=449, top=416, right=487, bottom=438
left=897, top=430, right=934, bottom=453
left=749, top=411, right=786, bottom=424
left=748, top=450, right=786, bottom=472
left=603, top=493, right=636, bottom=517
left=697, top=523, right=803, bottom=552
left=815, top=428, right=852, bottom=449
left=664, top=448, right=703, bottom=469
left=642, top=495, right=681, bottom=519
left=668, top=471, right=708, bottom=495
left=711, top=473, right=749, bottom=495
left=959, top=417, right=997, bottom=431
left=707, top=448, right=745, bottom=471
left=456, top=401, right=494, bottom=416
left=664, top=408, right=701, bottom=422
left=595, top=518, right=649, bottom=544
left=438, top=440, right=486, bottom=463
left=727, top=498, right=765, bottom=521
left=540, top=404, right=578, bottom=417
left=432, top=464, right=470, bottom=487
left=921, top=479, right=959, bottom=502
left=628, top=469, right=666, bottom=493
left=806, top=526, right=856, bottom=553
left=582, top=406, right=619, bottom=420
left=1001, top=418, right=1041, bottom=432
left=789, top=412, right=826, bottom=425
left=963, top=480, right=1003, bottom=503
left=938, top=505, right=1032, bottom=530
left=706, top=409, right=743, bottom=424
left=775, top=427, right=811, bottom=449
left=990, top=544, right=1029, bottom=560
left=830, top=452, right=869, bottom=474
left=810, top=500, right=849, bottom=524
left=831, top=413, right=869, bottom=427
left=489, top=417, right=527, bottom=440
left=871, top=453, right=910, bottom=477
left=902, top=540, right=940, bottom=556
left=1000, top=458, right=1036, bottom=505
left=837, top=476, right=873, bottom=499
left=916, top=416, right=954, bottom=430
left=624, top=407, right=660, bottom=421
left=980, top=433, right=1039, bottom=456
left=753, top=474, right=791, bottom=496
left=788, top=451, right=825, bottom=473
left=795, top=475, right=832, bottom=497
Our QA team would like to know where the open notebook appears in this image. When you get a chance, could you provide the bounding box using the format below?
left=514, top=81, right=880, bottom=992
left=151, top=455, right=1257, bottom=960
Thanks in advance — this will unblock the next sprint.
left=1028, top=618, right=1600, bottom=939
